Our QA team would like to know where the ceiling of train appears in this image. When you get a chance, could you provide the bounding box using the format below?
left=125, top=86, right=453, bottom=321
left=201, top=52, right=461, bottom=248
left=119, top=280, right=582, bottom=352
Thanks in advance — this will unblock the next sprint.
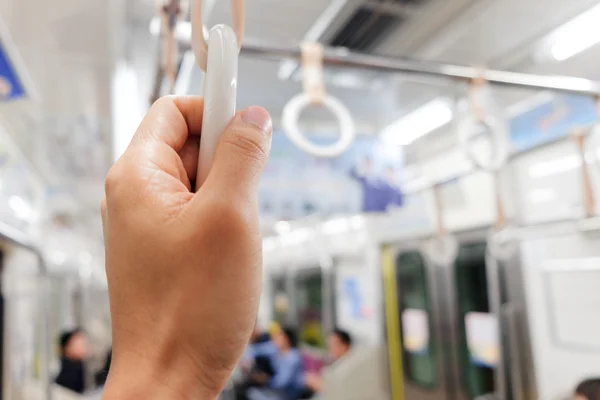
left=2, top=0, right=600, bottom=238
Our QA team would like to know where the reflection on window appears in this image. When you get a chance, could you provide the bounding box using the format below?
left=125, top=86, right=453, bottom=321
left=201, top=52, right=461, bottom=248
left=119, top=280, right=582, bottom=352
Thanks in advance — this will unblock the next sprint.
left=295, top=271, right=325, bottom=349
left=395, top=251, right=436, bottom=388
left=455, top=242, right=495, bottom=399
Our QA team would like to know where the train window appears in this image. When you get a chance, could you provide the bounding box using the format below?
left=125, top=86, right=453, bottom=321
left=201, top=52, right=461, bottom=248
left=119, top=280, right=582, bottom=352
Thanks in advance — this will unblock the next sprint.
left=271, top=275, right=290, bottom=325
left=454, top=242, right=495, bottom=399
left=395, top=251, right=437, bottom=388
left=294, top=270, right=326, bottom=348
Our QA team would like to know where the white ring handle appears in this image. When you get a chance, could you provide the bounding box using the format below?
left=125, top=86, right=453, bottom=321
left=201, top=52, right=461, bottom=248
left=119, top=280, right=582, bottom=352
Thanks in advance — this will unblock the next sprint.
left=457, top=111, right=509, bottom=172
left=487, top=226, right=518, bottom=261
left=282, top=93, right=356, bottom=158
left=195, top=25, right=238, bottom=190
left=191, top=0, right=244, bottom=71
left=423, top=234, right=459, bottom=266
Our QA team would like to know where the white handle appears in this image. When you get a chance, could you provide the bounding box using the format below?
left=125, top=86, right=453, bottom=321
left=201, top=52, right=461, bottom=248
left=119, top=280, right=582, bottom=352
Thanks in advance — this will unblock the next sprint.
left=195, top=25, right=238, bottom=189
left=282, top=93, right=356, bottom=158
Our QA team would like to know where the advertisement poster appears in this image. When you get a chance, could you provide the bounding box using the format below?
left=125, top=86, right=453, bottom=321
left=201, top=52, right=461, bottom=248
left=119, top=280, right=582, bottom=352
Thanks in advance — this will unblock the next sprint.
left=465, top=312, right=500, bottom=367
left=401, top=308, right=430, bottom=354
left=510, top=94, right=596, bottom=152
left=0, top=38, right=26, bottom=101
left=259, top=133, right=405, bottom=220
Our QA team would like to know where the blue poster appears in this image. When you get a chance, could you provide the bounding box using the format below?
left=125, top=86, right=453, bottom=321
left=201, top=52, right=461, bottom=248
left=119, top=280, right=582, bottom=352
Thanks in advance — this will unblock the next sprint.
left=343, top=278, right=364, bottom=320
left=259, top=132, right=405, bottom=220
left=0, top=38, right=26, bottom=101
left=510, top=94, right=596, bottom=151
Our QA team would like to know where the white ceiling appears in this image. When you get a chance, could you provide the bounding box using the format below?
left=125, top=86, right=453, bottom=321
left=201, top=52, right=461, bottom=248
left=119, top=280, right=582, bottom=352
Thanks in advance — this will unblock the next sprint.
left=2, top=0, right=600, bottom=233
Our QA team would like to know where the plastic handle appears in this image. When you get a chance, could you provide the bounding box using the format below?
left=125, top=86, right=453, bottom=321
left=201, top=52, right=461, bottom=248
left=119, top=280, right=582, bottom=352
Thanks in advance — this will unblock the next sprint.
left=195, top=25, right=239, bottom=190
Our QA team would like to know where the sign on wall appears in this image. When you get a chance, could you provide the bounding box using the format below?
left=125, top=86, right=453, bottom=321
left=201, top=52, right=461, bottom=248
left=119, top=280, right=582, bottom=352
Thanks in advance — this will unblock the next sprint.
left=259, top=133, right=405, bottom=220
left=0, top=37, right=27, bottom=101
left=510, top=94, right=597, bottom=152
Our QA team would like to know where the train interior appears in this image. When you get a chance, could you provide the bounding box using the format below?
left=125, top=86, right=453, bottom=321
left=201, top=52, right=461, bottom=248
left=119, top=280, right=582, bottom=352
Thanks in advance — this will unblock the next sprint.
left=2, top=0, right=600, bottom=399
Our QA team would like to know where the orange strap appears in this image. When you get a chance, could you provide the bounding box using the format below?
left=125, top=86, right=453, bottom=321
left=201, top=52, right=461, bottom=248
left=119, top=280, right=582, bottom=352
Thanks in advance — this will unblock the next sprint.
left=301, top=43, right=326, bottom=106
left=572, top=130, right=595, bottom=218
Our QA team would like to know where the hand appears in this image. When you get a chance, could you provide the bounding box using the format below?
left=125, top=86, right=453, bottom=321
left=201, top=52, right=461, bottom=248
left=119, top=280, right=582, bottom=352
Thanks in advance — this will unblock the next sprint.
left=304, top=372, right=322, bottom=392
left=249, top=372, right=270, bottom=385
left=101, top=97, right=272, bottom=400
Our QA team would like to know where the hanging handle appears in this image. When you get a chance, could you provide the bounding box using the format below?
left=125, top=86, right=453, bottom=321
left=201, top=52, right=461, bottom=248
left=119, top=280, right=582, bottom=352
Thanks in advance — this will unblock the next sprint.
left=424, top=184, right=458, bottom=266
left=282, top=42, right=356, bottom=158
left=190, top=0, right=244, bottom=188
left=191, top=0, right=244, bottom=71
left=458, top=77, right=510, bottom=172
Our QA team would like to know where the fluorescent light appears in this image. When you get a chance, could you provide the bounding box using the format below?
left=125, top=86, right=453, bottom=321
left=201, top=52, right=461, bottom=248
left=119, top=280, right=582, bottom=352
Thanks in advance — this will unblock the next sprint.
left=8, top=195, right=33, bottom=220
left=381, top=98, right=453, bottom=146
left=274, top=221, right=291, bottom=234
left=322, top=218, right=350, bottom=235
left=548, top=3, right=600, bottom=61
left=528, top=188, right=557, bottom=204
left=528, top=154, right=581, bottom=178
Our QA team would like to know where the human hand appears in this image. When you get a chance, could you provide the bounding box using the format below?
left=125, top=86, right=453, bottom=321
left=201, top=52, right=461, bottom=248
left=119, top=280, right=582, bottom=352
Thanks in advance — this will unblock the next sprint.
left=304, top=372, right=322, bottom=392
left=101, top=97, right=272, bottom=400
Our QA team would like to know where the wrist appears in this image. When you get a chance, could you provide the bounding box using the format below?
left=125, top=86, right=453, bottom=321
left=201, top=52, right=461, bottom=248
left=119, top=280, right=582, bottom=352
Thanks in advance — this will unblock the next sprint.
left=101, top=354, right=220, bottom=400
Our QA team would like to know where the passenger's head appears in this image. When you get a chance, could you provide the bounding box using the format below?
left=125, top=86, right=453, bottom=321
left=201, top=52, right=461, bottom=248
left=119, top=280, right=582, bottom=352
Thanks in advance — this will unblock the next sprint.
left=274, top=327, right=297, bottom=351
left=328, top=329, right=352, bottom=361
left=59, top=329, right=87, bottom=361
left=575, top=379, right=600, bottom=400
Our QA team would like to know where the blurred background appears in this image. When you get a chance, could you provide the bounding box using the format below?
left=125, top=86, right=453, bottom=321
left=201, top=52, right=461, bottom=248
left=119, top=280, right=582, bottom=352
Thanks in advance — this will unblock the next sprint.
left=2, top=0, right=600, bottom=399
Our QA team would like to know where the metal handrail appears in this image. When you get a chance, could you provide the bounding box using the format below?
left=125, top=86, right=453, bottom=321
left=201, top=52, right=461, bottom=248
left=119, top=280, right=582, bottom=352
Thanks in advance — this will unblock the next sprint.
left=0, top=220, right=52, bottom=400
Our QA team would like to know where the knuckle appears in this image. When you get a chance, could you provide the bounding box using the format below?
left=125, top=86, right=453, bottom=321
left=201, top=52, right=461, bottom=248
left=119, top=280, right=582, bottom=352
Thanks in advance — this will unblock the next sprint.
left=205, top=198, right=255, bottom=238
left=223, top=127, right=268, bottom=165
left=104, top=165, right=123, bottom=196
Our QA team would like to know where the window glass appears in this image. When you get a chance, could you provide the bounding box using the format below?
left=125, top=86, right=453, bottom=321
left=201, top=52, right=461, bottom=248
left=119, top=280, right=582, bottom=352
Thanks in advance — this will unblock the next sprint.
left=395, top=251, right=436, bottom=388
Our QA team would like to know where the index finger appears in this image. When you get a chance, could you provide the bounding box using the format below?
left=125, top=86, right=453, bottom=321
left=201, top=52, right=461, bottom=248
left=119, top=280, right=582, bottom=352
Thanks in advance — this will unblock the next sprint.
left=132, top=96, right=205, bottom=152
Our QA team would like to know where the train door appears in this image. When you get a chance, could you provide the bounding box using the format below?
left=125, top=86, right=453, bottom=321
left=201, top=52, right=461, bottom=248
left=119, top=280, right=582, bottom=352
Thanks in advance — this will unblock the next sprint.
left=383, top=243, right=451, bottom=400
left=441, top=234, right=535, bottom=400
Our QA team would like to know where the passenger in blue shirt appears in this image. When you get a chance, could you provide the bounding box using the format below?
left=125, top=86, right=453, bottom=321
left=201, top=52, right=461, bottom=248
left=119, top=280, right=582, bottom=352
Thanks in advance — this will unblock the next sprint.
left=247, top=327, right=304, bottom=400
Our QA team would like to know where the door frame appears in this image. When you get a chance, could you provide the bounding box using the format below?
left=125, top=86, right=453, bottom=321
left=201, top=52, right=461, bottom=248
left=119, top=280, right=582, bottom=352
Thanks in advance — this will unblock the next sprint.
left=383, top=238, right=452, bottom=400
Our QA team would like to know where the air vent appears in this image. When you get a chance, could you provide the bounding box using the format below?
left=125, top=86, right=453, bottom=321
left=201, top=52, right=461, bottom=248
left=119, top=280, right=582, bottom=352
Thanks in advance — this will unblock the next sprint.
left=329, top=0, right=428, bottom=52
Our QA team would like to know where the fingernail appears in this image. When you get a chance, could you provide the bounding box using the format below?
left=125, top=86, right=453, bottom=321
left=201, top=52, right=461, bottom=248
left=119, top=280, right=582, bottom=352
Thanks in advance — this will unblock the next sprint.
left=241, top=106, right=272, bottom=134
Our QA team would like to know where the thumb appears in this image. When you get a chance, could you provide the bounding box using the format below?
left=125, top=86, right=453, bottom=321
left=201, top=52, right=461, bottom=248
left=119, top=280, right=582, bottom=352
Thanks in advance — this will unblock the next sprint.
left=202, top=106, right=273, bottom=198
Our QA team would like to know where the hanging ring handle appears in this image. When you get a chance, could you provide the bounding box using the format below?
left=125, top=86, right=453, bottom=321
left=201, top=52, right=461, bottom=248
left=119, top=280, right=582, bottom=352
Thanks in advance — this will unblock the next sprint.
left=191, top=0, right=244, bottom=188
left=457, top=77, right=510, bottom=172
left=282, top=43, right=356, bottom=158
left=424, top=184, right=458, bottom=266
left=487, top=171, right=518, bottom=261
left=191, top=0, right=245, bottom=71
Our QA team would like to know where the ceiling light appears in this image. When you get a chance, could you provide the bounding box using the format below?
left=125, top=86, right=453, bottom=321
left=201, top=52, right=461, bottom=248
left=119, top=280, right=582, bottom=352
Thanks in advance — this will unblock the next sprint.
left=528, top=154, right=581, bottom=178
left=274, top=221, right=291, bottom=234
left=381, top=98, right=453, bottom=146
left=548, top=3, right=600, bottom=61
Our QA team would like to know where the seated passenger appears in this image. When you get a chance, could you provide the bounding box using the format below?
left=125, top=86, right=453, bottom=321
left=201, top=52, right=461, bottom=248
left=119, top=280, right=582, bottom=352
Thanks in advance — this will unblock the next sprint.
left=303, top=329, right=353, bottom=395
left=237, top=325, right=279, bottom=399
left=55, top=329, right=88, bottom=394
left=574, top=378, right=600, bottom=400
left=246, top=327, right=303, bottom=400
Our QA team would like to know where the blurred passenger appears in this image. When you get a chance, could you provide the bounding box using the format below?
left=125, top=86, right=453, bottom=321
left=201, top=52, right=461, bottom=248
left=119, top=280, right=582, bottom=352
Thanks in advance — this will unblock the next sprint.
left=574, top=378, right=600, bottom=400
left=94, top=348, right=112, bottom=387
left=55, top=329, right=88, bottom=394
left=236, top=325, right=278, bottom=400
left=246, top=327, right=303, bottom=400
left=303, top=329, right=353, bottom=396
